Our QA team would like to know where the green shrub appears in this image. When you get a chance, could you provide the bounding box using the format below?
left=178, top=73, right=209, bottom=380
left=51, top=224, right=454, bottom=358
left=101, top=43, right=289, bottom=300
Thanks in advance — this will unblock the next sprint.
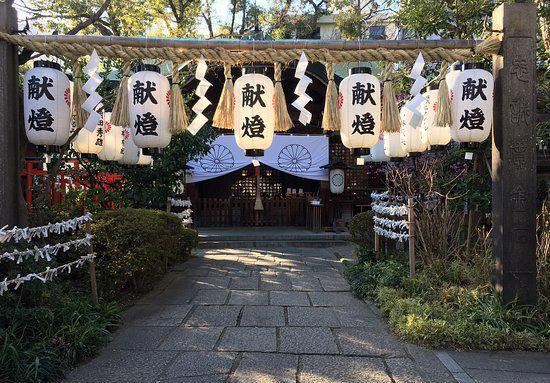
left=344, top=256, right=550, bottom=351
left=348, top=211, right=374, bottom=248
left=92, top=208, right=198, bottom=297
left=0, top=295, right=119, bottom=383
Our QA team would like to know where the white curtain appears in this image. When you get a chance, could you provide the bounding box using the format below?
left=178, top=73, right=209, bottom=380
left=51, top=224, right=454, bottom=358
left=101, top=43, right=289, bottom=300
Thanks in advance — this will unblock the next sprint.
left=187, top=134, right=329, bottom=183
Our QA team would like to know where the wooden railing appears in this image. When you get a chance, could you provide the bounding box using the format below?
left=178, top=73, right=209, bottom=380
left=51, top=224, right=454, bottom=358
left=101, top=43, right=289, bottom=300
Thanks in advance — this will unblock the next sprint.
left=197, top=197, right=307, bottom=227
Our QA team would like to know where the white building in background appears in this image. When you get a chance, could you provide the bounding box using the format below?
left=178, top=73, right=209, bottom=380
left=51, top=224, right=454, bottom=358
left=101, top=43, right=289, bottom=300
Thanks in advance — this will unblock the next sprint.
left=316, top=13, right=399, bottom=41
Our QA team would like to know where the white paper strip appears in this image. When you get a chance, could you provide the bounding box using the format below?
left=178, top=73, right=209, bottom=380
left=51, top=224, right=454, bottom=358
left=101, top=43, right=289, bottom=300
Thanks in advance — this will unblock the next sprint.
left=410, top=75, right=427, bottom=95
left=81, top=49, right=103, bottom=132
left=292, top=52, right=313, bottom=126
left=188, top=55, right=211, bottom=136
left=409, top=52, right=425, bottom=79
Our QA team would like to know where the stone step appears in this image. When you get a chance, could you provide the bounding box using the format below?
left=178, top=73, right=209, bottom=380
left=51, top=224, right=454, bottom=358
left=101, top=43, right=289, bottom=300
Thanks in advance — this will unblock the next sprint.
left=200, top=239, right=350, bottom=248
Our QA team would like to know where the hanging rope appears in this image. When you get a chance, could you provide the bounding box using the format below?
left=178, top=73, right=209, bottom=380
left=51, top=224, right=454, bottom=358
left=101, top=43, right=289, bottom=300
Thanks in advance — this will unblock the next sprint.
left=434, top=61, right=453, bottom=127
left=0, top=32, right=500, bottom=64
left=110, top=61, right=132, bottom=127
left=170, top=62, right=189, bottom=133
left=273, top=62, right=293, bottom=132
left=381, top=63, right=401, bottom=133
left=321, top=61, right=340, bottom=132
left=212, top=62, right=234, bottom=130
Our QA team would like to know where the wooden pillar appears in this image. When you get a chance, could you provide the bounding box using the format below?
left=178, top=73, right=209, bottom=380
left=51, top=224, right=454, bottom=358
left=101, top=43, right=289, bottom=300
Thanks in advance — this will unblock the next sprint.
left=407, top=197, right=415, bottom=278
left=492, top=2, right=538, bottom=304
left=0, top=0, right=20, bottom=227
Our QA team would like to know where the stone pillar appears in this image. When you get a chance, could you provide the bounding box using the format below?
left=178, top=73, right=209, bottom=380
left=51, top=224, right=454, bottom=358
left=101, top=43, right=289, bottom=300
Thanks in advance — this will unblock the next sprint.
left=492, top=2, right=538, bottom=304
left=0, top=0, right=20, bottom=227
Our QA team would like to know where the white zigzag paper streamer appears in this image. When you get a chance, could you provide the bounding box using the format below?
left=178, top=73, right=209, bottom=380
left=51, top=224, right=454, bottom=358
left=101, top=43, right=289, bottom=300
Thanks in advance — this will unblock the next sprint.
left=187, top=55, right=212, bottom=136
left=82, top=49, right=103, bottom=132
left=291, top=52, right=313, bottom=126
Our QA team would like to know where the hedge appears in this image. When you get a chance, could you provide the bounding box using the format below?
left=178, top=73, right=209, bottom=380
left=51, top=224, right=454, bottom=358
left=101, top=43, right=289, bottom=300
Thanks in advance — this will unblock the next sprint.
left=92, top=208, right=198, bottom=297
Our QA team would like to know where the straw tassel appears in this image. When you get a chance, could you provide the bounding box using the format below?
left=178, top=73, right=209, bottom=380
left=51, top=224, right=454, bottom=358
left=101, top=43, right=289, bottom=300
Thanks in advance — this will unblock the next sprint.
left=381, top=63, right=401, bottom=133
left=71, top=60, right=89, bottom=131
left=273, top=62, right=293, bottom=132
left=111, top=61, right=132, bottom=127
left=170, top=62, right=189, bottom=133
left=212, top=63, right=234, bottom=130
left=434, top=61, right=453, bottom=127
left=321, top=62, right=340, bottom=131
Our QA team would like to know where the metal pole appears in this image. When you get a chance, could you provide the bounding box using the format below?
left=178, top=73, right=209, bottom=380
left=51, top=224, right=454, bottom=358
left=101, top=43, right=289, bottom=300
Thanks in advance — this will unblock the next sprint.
left=491, top=2, right=538, bottom=304
left=408, top=197, right=415, bottom=278
left=0, top=0, right=20, bottom=227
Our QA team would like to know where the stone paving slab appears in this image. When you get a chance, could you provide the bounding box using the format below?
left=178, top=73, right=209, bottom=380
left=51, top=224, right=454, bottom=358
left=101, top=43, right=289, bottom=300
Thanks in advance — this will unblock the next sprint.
left=240, top=305, right=285, bottom=327
left=217, top=327, right=277, bottom=352
left=65, top=350, right=178, bottom=383
left=269, top=291, right=311, bottom=306
left=278, top=327, right=339, bottom=354
left=157, top=327, right=224, bottom=351
left=162, top=351, right=236, bottom=379
left=286, top=306, right=341, bottom=327
left=123, top=304, right=193, bottom=326
left=63, top=246, right=550, bottom=383
left=107, top=326, right=174, bottom=350
left=228, top=290, right=269, bottom=305
left=333, top=327, right=407, bottom=357
left=299, top=355, right=391, bottom=383
left=184, top=305, right=242, bottom=327
left=228, top=352, right=298, bottom=383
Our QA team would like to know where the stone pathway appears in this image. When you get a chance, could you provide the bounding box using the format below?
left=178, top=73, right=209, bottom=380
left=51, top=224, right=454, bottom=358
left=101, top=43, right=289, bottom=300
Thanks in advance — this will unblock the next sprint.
left=64, top=247, right=550, bottom=383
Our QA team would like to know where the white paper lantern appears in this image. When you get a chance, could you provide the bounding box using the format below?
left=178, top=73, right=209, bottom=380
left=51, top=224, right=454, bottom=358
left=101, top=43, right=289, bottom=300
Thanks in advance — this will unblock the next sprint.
left=118, top=127, right=140, bottom=165
left=128, top=64, right=172, bottom=150
left=421, top=84, right=451, bottom=149
left=445, top=62, right=462, bottom=91
left=329, top=168, right=345, bottom=194
left=384, top=132, right=407, bottom=160
left=339, top=67, right=381, bottom=157
left=24, top=61, right=71, bottom=150
left=450, top=63, right=494, bottom=145
left=233, top=69, right=275, bottom=157
left=362, top=137, right=389, bottom=162
left=400, top=105, right=427, bottom=156
left=72, top=113, right=105, bottom=155
left=98, top=113, right=124, bottom=161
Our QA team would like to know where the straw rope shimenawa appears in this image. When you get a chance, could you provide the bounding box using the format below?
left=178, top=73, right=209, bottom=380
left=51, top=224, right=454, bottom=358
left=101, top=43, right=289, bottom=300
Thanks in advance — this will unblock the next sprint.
left=110, top=61, right=132, bottom=127
left=0, top=33, right=501, bottom=64
left=170, top=62, right=189, bottom=133
left=212, top=62, right=234, bottom=130
left=71, top=60, right=89, bottom=130
left=321, top=61, right=340, bottom=132
left=381, top=63, right=401, bottom=133
left=273, top=62, right=293, bottom=132
left=434, top=61, right=453, bottom=127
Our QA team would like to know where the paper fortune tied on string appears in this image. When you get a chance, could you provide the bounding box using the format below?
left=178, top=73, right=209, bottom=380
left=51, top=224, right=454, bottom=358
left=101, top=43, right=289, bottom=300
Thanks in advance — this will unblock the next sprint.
left=291, top=53, right=313, bottom=126
left=187, top=56, right=212, bottom=136
left=82, top=49, right=103, bottom=132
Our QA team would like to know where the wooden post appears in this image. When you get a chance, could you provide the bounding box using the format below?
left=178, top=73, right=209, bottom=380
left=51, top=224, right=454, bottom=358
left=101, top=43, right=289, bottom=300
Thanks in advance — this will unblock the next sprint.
left=374, top=212, right=380, bottom=260
left=85, top=218, right=99, bottom=305
left=0, top=0, right=20, bottom=227
left=166, top=197, right=172, bottom=213
left=492, top=2, right=538, bottom=304
left=407, top=197, right=415, bottom=278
